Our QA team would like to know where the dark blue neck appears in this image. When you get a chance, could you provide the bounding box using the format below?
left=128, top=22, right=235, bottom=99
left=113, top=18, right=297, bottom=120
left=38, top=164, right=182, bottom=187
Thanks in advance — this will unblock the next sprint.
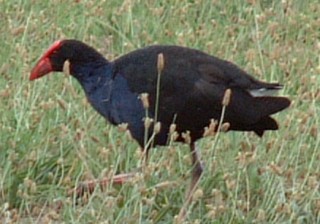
left=72, top=60, right=111, bottom=84
left=71, top=62, right=114, bottom=118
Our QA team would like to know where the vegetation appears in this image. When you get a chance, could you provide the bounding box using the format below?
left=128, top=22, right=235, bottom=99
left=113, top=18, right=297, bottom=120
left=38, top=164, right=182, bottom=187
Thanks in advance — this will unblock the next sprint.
left=0, top=0, right=319, bottom=223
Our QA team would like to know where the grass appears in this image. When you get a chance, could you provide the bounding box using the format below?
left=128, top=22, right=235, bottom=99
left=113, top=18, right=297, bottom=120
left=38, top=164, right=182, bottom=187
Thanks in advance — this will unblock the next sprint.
left=0, top=0, right=319, bottom=223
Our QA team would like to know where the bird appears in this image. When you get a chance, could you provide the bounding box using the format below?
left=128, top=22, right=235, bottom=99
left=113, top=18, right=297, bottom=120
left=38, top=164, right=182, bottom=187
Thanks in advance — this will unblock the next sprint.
left=30, top=39, right=290, bottom=221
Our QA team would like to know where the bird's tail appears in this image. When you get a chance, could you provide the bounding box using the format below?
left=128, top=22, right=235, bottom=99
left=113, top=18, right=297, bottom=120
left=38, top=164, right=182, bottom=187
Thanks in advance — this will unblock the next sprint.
left=250, top=96, right=290, bottom=136
left=254, top=96, right=291, bottom=118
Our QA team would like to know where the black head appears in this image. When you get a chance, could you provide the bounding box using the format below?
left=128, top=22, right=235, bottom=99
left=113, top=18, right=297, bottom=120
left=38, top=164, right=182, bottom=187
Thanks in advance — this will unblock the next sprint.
left=30, top=39, right=106, bottom=80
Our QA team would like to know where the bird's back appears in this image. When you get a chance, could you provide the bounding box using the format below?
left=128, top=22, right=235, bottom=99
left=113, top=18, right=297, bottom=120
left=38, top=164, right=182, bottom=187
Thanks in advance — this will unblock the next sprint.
left=112, top=45, right=290, bottom=143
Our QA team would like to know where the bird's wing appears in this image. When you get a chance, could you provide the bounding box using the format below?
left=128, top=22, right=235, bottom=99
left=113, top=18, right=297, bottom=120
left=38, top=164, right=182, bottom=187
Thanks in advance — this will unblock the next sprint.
left=113, top=45, right=288, bottom=127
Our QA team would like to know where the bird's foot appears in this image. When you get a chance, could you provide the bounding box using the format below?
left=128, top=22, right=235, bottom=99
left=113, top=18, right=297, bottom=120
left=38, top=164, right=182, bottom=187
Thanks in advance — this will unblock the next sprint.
left=68, top=172, right=137, bottom=198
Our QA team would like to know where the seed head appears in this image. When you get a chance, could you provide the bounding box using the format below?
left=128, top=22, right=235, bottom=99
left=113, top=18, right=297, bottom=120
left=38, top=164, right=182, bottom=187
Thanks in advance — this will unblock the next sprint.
left=211, top=189, right=223, bottom=204
left=157, top=53, right=164, bottom=73
left=63, top=60, right=71, bottom=76
left=221, top=122, right=230, bottom=132
left=222, top=88, right=232, bottom=106
left=154, top=181, right=178, bottom=190
left=140, top=93, right=149, bottom=109
left=153, top=122, right=161, bottom=134
left=255, top=209, right=266, bottom=222
left=118, top=123, right=128, bottom=132
left=206, top=209, right=217, bottom=219
left=182, top=131, right=191, bottom=144
left=57, top=98, right=67, bottom=110
left=203, top=119, right=217, bottom=137
left=170, top=131, right=179, bottom=142
left=193, top=188, right=204, bottom=201
left=144, top=117, right=153, bottom=129
left=268, top=162, right=283, bottom=176
left=307, top=176, right=318, bottom=189
left=169, top=123, right=176, bottom=134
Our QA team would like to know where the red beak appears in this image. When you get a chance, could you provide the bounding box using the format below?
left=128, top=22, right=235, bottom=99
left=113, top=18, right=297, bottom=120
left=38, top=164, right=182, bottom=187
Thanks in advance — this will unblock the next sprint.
left=30, top=57, right=53, bottom=81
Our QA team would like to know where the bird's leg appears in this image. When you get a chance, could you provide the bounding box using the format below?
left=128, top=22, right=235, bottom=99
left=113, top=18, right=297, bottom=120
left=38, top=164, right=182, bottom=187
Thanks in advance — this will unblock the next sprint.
left=177, top=142, right=204, bottom=222
left=141, top=146, right=150, bottom=167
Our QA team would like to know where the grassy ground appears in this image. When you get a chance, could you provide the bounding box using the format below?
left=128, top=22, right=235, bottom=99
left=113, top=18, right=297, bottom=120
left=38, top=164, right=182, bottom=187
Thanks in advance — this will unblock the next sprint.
left=0, top=0, right=319, bottom=223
